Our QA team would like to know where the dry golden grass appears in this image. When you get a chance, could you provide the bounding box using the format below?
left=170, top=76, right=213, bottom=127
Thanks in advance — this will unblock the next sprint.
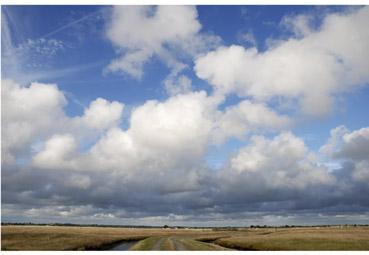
left=215, top=226, right=369, bottom=250
left=2, top=225, right=369, bottom=250
left=1, top=225, right=229, bottom=250
left=1, top=225, right=148, bottom=250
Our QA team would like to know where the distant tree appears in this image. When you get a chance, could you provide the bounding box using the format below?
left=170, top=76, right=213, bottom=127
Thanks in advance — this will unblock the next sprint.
left=163, top=225, right=169, bottom=229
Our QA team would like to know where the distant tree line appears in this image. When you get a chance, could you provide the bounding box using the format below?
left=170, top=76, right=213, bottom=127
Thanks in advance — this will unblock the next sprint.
left=2, top=222, right=368, bottom=229
left=1, top=222, right=164, bottom=228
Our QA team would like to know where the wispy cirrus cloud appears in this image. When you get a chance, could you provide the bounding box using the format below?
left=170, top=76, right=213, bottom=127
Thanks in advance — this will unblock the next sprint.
left=1, top=7, right=105, bottom=85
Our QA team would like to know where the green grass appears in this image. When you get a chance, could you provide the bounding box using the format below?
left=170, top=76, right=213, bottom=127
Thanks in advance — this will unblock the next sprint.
left=129, top=236, right=162, bottom=250
left=159, top=238, right=176, bottom=250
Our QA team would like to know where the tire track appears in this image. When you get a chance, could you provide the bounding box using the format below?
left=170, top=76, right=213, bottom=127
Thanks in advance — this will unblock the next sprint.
left=151, top=237, right=165, bottom=251
left=169, top=237, right=187, bottom=251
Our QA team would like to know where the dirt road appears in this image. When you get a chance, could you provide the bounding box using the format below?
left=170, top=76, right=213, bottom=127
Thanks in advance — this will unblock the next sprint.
left=130, top=236, right=230, bottom=251
left=150, top=237, right=186, bottom=251
left=168, top=237, right=187, bottom=251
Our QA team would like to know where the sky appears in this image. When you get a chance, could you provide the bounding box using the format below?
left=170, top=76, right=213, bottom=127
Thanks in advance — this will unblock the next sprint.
left=1, top=5, right=369, bottom=227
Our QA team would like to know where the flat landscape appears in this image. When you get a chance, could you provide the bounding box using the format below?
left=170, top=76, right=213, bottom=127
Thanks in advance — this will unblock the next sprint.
left=2, top=225, right=369, bottom=251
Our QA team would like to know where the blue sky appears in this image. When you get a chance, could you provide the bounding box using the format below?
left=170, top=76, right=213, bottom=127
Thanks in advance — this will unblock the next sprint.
left=2, top=5, right=369, bottom=226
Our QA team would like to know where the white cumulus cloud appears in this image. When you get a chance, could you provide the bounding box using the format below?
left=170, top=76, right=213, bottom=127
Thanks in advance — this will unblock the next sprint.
left=195, top=6, right=369, bottom=117
left=224, top=132, right=334, bottom=191
left=82, top=97, right=124, bottom=130
left=1, top=79, right=67, bottom=165
left=32, top=134, right=77, bottom=170
left=213, top=100, right=291, bottom=144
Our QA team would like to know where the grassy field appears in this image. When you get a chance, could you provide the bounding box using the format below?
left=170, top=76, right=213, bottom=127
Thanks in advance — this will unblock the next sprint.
left=2, top=225, right=369, bottom=250
left=1, top=225, right=227, bottom=251
left=214, top=227, right=369, bottom=250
